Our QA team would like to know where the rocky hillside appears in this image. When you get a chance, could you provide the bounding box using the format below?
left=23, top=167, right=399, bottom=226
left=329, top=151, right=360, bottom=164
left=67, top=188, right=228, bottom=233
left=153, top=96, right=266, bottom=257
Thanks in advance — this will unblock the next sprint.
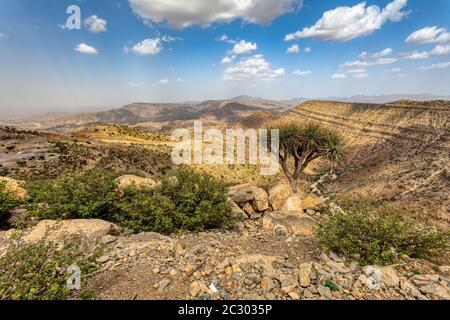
left=280, top=100, right=450, bottom=222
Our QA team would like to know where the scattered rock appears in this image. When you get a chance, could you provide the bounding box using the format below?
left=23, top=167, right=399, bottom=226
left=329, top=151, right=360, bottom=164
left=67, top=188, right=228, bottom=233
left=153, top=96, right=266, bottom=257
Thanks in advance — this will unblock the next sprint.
left=268, top=184, right=292, bottom=211
left=251, top=187, right=269, bottom=211
left=0, top=177, right=27, bottom=200
left=23, top=219, right=119, bottom=243
left=281, top=195, right=303, bottom=212
left=419, top=283, right=450, bottom=300
left=262, top=211, right=318, bottom=236
left=299, top=262, right=313, bottom=287
left=101, top=235, right=117, bottom=244
left=242, top=203, right=255, bottom=216
left=228, top=184, right=254, bottom=204
left=380, top=267, right=400, bottom=287
left=115, top=175, right=158, bottom=196
left=327, top=261, right=351, bottom=274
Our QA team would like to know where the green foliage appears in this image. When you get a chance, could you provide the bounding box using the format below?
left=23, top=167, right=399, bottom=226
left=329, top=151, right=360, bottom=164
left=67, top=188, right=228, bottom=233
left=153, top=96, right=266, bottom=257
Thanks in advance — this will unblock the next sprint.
left=27, top=168, right=236, bottom=234
left=27, top=169, right=118, bottom=220
left=318, top=201, right=450, bottom=266
left=278, top=122, right=345, bottom=162
left=0, top=181, right=20, bottom=227
left=324, top=279, right=339, bottom=292
left=117, top=168, right=236, bottom=234
left=0, top=238, right=101, bottom=300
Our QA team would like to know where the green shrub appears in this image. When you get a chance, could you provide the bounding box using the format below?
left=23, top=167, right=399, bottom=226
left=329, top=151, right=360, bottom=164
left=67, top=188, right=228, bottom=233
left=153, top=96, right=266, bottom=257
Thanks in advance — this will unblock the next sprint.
left=115, top=186, right=177, bottom=234
left=117, top=168, right=236, bottom=233
left=27, top=169, right=118, bottom=220
left=318, top=201, right=450, bottom=266
left=0, top=181, right=20, bottom=227
left=324, top=279, right=339, bottom=292
left=0, top=238, right=101, bottom=300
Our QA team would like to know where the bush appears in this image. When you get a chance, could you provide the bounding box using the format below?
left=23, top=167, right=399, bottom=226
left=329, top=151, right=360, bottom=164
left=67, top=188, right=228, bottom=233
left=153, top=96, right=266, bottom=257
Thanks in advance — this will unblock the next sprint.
left=0, top=181, right=21, bottom=227
left=318, top=201, right=450, bottom=266
left=0, top=238, right=101, bottom=300
left=117, top=168, right=236, bottom=233
left=27, top=169, right=118, bottom=220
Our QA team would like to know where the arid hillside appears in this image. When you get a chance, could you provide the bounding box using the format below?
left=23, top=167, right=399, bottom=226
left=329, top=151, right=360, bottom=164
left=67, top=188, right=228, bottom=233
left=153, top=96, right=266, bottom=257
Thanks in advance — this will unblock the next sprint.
left=280, top=100, right=450, bottom=221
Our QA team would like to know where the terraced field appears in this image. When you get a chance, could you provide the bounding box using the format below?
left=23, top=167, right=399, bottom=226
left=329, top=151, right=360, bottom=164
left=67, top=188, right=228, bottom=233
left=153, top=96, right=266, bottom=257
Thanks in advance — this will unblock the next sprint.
left=281, top=100, right=450, bottom=222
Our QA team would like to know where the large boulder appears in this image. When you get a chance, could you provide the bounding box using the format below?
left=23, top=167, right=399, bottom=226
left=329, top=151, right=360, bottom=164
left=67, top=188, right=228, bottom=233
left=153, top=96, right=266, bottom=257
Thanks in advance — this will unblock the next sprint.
left=227, top=198, right=247, bottom=219
left=251, top=187, right=269, bottom=211
left=301, top=194, right=324, bottom=210
left=23, top=219, right=119, bottom=243
left=228, top=184, right=254, bottom=204
left=262, top=211, right=318, bottom=236
left=115, top=175, right=159, bottom=196
left=281, top=195, right=303, bottom=211
left=268, top=184, right=293, bottom=211
left=0, top=177, right=27, bottom=200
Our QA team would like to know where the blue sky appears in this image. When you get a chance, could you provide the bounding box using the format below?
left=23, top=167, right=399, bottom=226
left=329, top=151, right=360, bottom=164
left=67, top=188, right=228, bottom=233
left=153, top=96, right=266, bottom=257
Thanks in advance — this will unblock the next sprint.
left=0, top=0, right=450, bottom=114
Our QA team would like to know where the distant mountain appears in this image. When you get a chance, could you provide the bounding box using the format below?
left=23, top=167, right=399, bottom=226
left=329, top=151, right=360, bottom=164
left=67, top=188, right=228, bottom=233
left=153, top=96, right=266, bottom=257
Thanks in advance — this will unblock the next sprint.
left=285, top=94, right=450, bottom=105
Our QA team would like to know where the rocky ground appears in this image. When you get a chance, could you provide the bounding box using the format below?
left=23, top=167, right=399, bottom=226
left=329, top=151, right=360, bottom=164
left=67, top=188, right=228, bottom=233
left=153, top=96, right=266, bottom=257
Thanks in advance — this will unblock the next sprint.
left=2, top=217, right=449, bottom=300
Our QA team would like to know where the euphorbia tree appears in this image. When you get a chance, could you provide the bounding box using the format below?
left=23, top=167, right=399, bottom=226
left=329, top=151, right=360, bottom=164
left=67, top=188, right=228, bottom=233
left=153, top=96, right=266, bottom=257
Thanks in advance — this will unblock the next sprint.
left=276, top=122, right=344, bottom=194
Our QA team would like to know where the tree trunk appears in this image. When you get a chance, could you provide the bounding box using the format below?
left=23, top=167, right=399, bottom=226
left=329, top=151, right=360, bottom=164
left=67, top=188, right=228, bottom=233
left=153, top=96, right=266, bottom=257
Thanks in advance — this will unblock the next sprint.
left=288, top=177, right=298, bottom=194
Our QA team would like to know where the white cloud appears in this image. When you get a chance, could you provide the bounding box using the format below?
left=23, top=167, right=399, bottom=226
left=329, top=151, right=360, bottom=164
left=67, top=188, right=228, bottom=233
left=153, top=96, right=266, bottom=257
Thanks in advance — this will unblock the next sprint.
left=403, top=50, right=430, bottom=60
left=158, top=78, right=169, bottom=85
left=0, top=32, right=7, bottom=39
left=405, top=26, right=450, bottom=45
left=217, top=34, right=236, bottom=44
left=430, top=44, right=450, bottom=56
left=420, top=61, right=450, bottom=71
left=221, top=56, right=233, bottom=64
left=177, top=78, right=184, bottom=82
left=332, top=73, right=347, bottom=79
left=293, top=70, right=312, bottom=76
left=287, top=44, right=300, bottom=54
left=304, top=47, right=312, bottom=53
left=346, top=68, right=367, bottom=74
left=359, top=48, right=393, bottom=59
left=224, top=54, right=285, bottom=81
left=83, top=15, right=107, bottom=33
left=285, top=0, right=409, bottom=42
left=340, top=58, right=397, bottom=68
left=129, top=38, right=161, bottom=56
left=402, top=44, right=450, bottom=60
left=232, top=40, right=257, bottom=55
left=75, top=43, right=98, bottom=55
left=129, top=0, right=302, bottom=28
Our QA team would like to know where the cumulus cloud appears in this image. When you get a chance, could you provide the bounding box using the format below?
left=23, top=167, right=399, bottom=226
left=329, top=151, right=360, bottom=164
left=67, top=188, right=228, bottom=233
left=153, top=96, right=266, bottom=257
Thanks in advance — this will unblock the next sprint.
left=129, top=0, right=302, bottom=28
left=293, top=70, right=311, bottom=76
left=224, top=54, right=285, bottom=81
left=352, top=72, right=368, bottom=78
left=125, top=36, right=179, bottom=56
left=285, top=0, right=409, bottom=42
left=340, top=48, right=397, bottom=68
left=405, top=26, right=450, bottom=45
left=221, top=56, right=233, bottom=64
left=304, top=47, right=312, bottom=53
left=75, top=43, right=98, bottom=55
left=129, top=39, right=161, bottom=56
left=158, top=78, right=169, bottom=85
left=402, top=44, right=450, bottom=60
left=83, top=15, right=107, bottom=33
left=287, top=44, right=300, bottom=54
left=420, top=61, right=450, bottom=71
left=232, top=40, right=257, bottom=55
